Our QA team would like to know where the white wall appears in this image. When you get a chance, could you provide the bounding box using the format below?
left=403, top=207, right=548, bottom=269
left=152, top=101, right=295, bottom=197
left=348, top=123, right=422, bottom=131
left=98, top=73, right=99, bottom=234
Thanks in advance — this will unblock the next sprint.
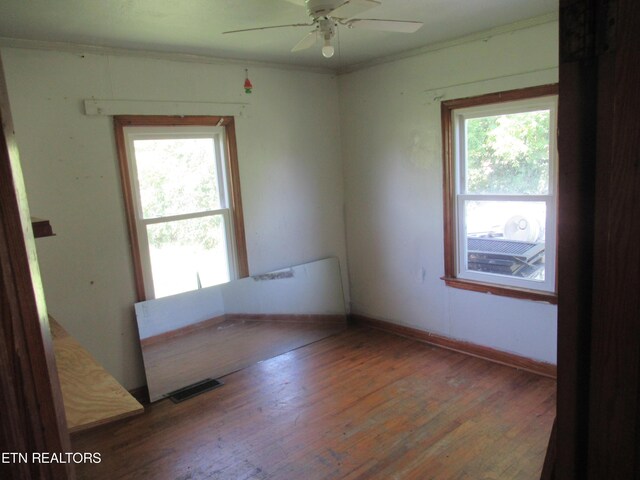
left=338, top=20, right=559, bottom=363
left=1, top=48, right=348, bottom=389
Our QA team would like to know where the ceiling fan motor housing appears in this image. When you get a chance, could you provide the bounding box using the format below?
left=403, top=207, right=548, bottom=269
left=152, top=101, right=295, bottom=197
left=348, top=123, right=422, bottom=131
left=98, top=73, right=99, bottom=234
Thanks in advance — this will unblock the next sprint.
left=223, top=0, right=422, bottom=57
left=306, top=0, right=343, bottom=18
left=318, top=18, right=336, bottom=36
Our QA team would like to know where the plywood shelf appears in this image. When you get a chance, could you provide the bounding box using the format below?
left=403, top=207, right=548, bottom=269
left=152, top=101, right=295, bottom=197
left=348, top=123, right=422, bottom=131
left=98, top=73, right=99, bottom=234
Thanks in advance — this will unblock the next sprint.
left=50, top=316, right=144, bottom=433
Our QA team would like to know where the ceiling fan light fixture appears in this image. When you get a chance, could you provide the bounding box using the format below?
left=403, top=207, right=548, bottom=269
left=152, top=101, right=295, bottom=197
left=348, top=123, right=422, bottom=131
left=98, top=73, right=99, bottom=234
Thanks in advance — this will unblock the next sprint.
left=321, top=33, right=334, bottom=58
left=224, top=1, right=424, bottom=60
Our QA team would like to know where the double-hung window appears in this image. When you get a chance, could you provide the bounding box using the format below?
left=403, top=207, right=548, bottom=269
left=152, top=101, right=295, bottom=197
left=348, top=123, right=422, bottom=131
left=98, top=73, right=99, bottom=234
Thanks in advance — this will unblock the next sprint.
left=115, top=116, right=248, bottom=300
left=441, top=85, right=558, bottom=302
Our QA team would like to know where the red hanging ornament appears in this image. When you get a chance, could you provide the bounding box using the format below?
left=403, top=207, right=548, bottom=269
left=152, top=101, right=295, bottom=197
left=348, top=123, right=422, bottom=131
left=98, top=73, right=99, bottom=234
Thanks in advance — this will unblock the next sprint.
left=244, top=69, right=253, bottom=94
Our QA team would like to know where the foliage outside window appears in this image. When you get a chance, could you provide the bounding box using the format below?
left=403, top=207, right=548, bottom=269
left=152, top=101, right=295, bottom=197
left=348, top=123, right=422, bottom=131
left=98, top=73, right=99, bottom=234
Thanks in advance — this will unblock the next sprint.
left=441, top=85, right=558, bottom=302
left=115, top=117, right=248, bottom=301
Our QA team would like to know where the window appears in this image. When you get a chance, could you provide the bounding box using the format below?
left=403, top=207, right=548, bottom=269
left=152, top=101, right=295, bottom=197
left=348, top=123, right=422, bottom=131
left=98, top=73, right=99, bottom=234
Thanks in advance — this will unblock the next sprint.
left=115, top=116, right=248, bottom=300
left=441, top=85, right=558, bottom=303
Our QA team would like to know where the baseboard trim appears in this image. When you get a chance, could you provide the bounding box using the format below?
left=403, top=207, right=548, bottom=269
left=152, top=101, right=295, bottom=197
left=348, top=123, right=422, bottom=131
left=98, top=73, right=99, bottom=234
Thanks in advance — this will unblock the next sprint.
left=351, top=314, right=557, bottom=379
left=225, top=313, right=346, bottom=325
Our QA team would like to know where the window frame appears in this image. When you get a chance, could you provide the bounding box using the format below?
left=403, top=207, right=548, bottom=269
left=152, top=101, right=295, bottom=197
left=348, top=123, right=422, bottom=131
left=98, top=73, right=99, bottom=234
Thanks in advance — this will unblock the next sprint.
left=114, top=115, right=249, bottom=301
left=441, top=84, right=559, bottom=304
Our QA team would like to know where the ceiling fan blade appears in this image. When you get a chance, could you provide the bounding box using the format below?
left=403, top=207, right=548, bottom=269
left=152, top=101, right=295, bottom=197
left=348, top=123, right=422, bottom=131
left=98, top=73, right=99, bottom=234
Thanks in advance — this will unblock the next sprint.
left=345, top=18, right=423, bottom=33
left=329, top=0, right=381, bottom=20
left=282, top=0, right=306, bottom=5
left=291, top=30, right=318, bottom=52
left=223, top=23, right=313, bottom=34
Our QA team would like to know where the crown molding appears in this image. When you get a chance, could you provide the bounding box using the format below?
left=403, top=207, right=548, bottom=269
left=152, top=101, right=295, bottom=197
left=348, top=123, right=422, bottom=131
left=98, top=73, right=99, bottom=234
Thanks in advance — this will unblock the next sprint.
left=0, top=37, right=335, bottom=75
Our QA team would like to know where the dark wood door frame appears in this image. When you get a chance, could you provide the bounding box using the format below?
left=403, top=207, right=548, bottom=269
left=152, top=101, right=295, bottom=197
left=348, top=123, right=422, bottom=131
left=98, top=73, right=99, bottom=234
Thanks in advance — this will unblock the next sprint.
left=545, top=0, right=640, bottom=477
left=0, top=57, right=73, bottom=478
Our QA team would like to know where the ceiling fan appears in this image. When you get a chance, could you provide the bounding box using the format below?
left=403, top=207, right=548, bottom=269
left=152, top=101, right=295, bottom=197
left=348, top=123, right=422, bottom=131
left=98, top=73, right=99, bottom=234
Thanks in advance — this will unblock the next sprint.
left=223, top=0, right=423, bottom=58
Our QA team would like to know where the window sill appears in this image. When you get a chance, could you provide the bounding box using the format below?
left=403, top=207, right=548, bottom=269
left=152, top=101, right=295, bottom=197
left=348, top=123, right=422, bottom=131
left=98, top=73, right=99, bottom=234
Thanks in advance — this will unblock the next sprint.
left=441, top=276, right=558, bottom=304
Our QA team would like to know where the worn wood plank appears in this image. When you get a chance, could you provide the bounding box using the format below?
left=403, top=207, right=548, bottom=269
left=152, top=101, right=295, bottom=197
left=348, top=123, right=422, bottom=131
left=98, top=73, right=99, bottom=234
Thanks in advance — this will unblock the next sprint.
left=353, top=314, right=557, bottom=379
left=72, top=327, right=556, bottom=480
left=50, top=317, right=143, bottom=433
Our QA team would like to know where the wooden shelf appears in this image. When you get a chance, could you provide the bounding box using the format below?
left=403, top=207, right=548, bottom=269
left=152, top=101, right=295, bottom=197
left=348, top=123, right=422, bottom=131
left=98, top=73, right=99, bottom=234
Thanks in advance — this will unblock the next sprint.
left=50, top=316, right=144, bottom=433
left=31, top=217, right=55, bottom=238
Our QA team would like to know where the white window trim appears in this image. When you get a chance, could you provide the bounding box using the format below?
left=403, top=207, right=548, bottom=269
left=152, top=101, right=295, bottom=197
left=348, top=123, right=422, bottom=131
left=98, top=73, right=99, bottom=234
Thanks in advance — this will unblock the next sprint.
left=122, top=125, right=239, bottom=299
left=450, top=95, right=558, bottom=294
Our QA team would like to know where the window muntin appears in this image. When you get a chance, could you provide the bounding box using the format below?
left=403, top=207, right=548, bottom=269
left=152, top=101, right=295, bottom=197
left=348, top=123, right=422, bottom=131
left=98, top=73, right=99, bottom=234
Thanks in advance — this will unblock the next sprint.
left=445, top=91, right=558, bottom=296
left=123, top=125, right=238, bottom=299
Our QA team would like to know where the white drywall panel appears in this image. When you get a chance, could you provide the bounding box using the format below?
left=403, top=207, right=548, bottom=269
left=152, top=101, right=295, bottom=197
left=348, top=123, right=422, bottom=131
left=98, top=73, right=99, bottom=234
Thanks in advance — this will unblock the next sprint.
left=135, top=257, right=345, bottom=340
left=222, top=257, right=346, bottom=315
left=135, top=286, right=225, bottom=340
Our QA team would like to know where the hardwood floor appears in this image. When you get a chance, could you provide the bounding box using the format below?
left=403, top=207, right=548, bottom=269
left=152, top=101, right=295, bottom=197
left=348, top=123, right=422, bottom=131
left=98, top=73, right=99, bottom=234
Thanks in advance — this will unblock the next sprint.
left=72, top=326, right=556, bottom=479
left=141, top=316, right=345, bottom=401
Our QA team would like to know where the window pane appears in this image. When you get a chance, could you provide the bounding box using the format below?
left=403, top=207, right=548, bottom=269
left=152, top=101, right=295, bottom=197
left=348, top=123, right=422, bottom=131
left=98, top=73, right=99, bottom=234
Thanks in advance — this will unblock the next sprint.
left=464, top=200, right=546, bottom=280
left=465, top=110, right=550, bottom=195
left=147, top=215, right=230, bottom=298
left=133, top=138, right=221, bottom=218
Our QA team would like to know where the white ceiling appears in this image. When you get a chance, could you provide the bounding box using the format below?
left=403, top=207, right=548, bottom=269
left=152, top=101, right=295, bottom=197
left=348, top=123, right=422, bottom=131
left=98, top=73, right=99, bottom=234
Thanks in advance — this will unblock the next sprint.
left=0, top=0, right=558, bottom=71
